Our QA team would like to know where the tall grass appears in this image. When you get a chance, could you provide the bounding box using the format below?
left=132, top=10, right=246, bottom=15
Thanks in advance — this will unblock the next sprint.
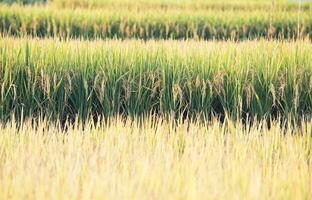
left=0, top=5, right=311, bottom=40
left=0, top=116, right=311, bottom=199
left=48, top=0, right=312, bottom=11
left=0, top=37, right=311, bottom=122
left=1, top=0, right=311, bottom=10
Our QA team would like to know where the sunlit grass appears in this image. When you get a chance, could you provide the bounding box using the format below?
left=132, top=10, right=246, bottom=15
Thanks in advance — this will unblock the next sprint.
left=0, top=116, right=311, bottom=199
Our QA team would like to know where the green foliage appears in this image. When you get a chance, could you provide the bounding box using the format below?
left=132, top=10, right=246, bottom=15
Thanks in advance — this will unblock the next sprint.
left=48, top=0, right=311, bottom=10
left=0, top=5, right=311, bottom=40
left=0, top=37, right=311, bottom=122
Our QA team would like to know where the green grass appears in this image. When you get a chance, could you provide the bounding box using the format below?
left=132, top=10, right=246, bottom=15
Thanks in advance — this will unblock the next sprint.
left=0, top=4, right=311, bottom=40
left=1, top=0, right=311, bottom=10
left=43, top=0, right=312, bottom=11
left=0, top=37, right=311, bottom=122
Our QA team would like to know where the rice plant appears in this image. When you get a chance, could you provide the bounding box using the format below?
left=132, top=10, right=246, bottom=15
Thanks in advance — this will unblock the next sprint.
left=1, top=0, right=312, bottom=200
left=0, top=37, right=311, bottom=122
left=47, top=0, right=312, bottom=11
left=0, top=116, right=311, bottom=199
left=0, top=4, right=311, bottom=40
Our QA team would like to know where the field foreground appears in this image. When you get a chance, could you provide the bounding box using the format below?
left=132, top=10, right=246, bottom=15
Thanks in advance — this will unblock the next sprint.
left=0, top=116, right=311, bottom=199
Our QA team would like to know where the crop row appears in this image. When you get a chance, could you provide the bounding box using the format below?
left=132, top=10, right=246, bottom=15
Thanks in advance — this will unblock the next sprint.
left=1, top=0, right=311, bottom=11
left=49, top=0, right=312, bottom=10
left=1, top=116, right=312, bottom=199
left=0, top=117, right=312, bottom=200
left=0, top=5, right=311, bottom=40
left=0, top=37, right=311, bottom=122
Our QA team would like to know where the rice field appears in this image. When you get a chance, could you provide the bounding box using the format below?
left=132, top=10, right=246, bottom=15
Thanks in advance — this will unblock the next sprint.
left=0, top=117, right=312, bottom=199
left=1, top=0, right=312, bottom=10
left=0, top=0, right=312, bottom=199
left=0, top=3, right=311, bottom=40
left=1, top=37, right=312, bottom=122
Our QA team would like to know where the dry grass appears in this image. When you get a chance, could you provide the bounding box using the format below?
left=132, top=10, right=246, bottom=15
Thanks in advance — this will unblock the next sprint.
left=0, top=116, right=311, bottom=199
